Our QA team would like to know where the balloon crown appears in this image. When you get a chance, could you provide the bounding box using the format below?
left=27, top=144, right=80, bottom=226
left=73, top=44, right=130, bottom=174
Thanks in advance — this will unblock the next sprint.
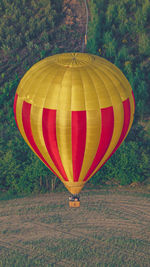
left=56, top=52, right=95, bottom=67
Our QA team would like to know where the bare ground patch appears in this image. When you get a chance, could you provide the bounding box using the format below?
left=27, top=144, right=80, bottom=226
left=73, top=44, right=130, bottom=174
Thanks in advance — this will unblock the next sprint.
left=0, top=190, right=150, bottom=266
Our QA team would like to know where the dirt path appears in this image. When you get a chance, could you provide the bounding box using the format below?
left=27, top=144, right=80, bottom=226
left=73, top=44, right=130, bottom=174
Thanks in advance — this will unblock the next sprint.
left=0, top=190, right=150, bottom=266
left=63, top=0, right=89, bottom=52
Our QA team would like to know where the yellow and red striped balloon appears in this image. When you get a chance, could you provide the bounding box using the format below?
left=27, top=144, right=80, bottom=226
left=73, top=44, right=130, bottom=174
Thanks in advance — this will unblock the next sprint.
left=14, top=53, right=135, bottom=194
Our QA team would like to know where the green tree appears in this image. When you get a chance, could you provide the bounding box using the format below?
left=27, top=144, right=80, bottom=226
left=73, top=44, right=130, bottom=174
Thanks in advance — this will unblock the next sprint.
left=138, top=33, right=150, bottom=56
left=91, top=141, right=149, bottom=186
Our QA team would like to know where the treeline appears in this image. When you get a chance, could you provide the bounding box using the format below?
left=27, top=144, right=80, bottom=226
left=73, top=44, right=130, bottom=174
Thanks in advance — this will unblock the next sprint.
left=87, top=0, right=150, bottom=186
left=0, top=0, right=63, bottom=53
left=0, top=0, right=150, bottom=195
left=0, top=0, right=66, bottom=194
left=0, top=0, right=81, bottom=87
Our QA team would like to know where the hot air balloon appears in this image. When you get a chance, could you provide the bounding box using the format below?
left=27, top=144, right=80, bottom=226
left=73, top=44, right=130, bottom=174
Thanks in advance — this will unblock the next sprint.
left=14, top=53, right=135, bottom=207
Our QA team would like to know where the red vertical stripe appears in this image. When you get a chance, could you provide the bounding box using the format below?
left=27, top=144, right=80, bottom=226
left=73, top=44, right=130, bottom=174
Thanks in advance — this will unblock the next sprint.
left=42, top=109, right=68, bottom=181
left=13, top=93, right=19, bottom=128
left=83, top=106, right=114, bottom=182
left=92, top=98, right=131, bottom=177
left=72, top=111, right=86, bottom=182
left=22, top=102, right=60, bottom=179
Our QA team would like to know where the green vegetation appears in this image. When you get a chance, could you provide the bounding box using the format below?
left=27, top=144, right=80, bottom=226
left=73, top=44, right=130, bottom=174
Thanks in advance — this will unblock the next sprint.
left=1, top=236, right=150, bottom=267
left=0, top=190, right=150, bottom=266
left=87, top=0, right=150, bottom=186
left=0, top=0, right=150, bottom=195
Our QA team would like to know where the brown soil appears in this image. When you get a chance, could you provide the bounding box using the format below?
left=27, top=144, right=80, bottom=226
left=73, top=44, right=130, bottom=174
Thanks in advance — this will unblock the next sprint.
left=63, top=0, right=88, bottom=51
left=0, top=190, right=150, bottom=266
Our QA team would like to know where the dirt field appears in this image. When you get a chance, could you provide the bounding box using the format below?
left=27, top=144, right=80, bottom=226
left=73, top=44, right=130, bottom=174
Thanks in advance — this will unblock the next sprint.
left=0, top=189, right=150, bottom=266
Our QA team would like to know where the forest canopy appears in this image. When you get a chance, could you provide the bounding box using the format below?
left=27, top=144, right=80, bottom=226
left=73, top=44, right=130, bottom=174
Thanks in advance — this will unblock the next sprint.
left=0, top=0, right=150, bottom=195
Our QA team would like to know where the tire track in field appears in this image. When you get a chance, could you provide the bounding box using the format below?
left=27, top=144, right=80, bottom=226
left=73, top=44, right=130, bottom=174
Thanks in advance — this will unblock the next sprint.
left=1, top=191, right=150, bottom=265
left=85, top=195, right=150, bottom=220
left=105, top=202, right=150, bottom=222
left=1, top=219, right=150, bottom=260
left=0, top=238, right=72, bottom=266
left=29, top=221, right=150, bottom=259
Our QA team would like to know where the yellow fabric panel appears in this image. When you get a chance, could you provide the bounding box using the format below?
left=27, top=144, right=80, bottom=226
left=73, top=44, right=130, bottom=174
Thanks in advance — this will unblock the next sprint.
left=19, top=65, right=60, bottom=108
left=71, top=68, right=86, bottom=110
left=17, top=64, right=51, bottom=99
left=16, top=53, right=131, bottom=111
left=129, top=94, right=135, bottom=121
left=78, top=110, right=101, bottom=182
left=84, top=65, right=112, bottom=108
left=79, top=67, right=102, bottom=110
left=87, top=102, right=124, bottom=181
left=119, top=94, right=135, bottom=146
left=94, top=55, right=132, bottom=93
left=125, top=77, right=135, bottom=116
left=57, top=69, right=72, bottom=111
left=95, top=59, right=135, bottom=123
left=30, top=67, right=60, bottom=107
left=106, top=60, right=133, bottom=95
left=94, top=64, right=130, bottom=101
left=63, top=181, right=85, bottom=195
left=15, top=53, right=135, bottom=194
left=16, top=97, right=53, bottom=173
left=100, top=62, right=135, bottom=134
left=123, top=75, right=135, bottom=135
left=30, top=105, right=64, bottom=181
left=44, top=68, right=67, bottom=110
left=56, top=109, right=73, bottom=181
left=16, top=97, right=31, bottom=148
left=87, top=93, right=135, bottom=182
left=86, top=74, right=125, bottom=181
left=17, top=55, right=58, bottom=95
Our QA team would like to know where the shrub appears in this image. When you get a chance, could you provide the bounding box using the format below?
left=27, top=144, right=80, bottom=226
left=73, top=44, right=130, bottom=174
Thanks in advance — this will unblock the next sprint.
left=91, top=141, right=149, bottom=186
left=138, top=33, right=150, bottom=56
left=106, top=4, right=117, bottom=26
left=142, top=0, right=150, bottom=27
left=103, top=31, right=117, bottom=59
left=118, top=46, right=129, bottom=62
left=86, top=0, right=100, bottom=54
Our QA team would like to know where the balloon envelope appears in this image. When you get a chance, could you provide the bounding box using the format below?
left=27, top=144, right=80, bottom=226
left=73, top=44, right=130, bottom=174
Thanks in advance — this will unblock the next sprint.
left=14, top=53, right=135, bottom=194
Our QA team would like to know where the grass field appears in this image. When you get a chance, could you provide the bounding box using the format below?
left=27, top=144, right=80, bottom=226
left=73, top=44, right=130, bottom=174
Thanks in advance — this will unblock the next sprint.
left=0, top=188, right=150, bottom=266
